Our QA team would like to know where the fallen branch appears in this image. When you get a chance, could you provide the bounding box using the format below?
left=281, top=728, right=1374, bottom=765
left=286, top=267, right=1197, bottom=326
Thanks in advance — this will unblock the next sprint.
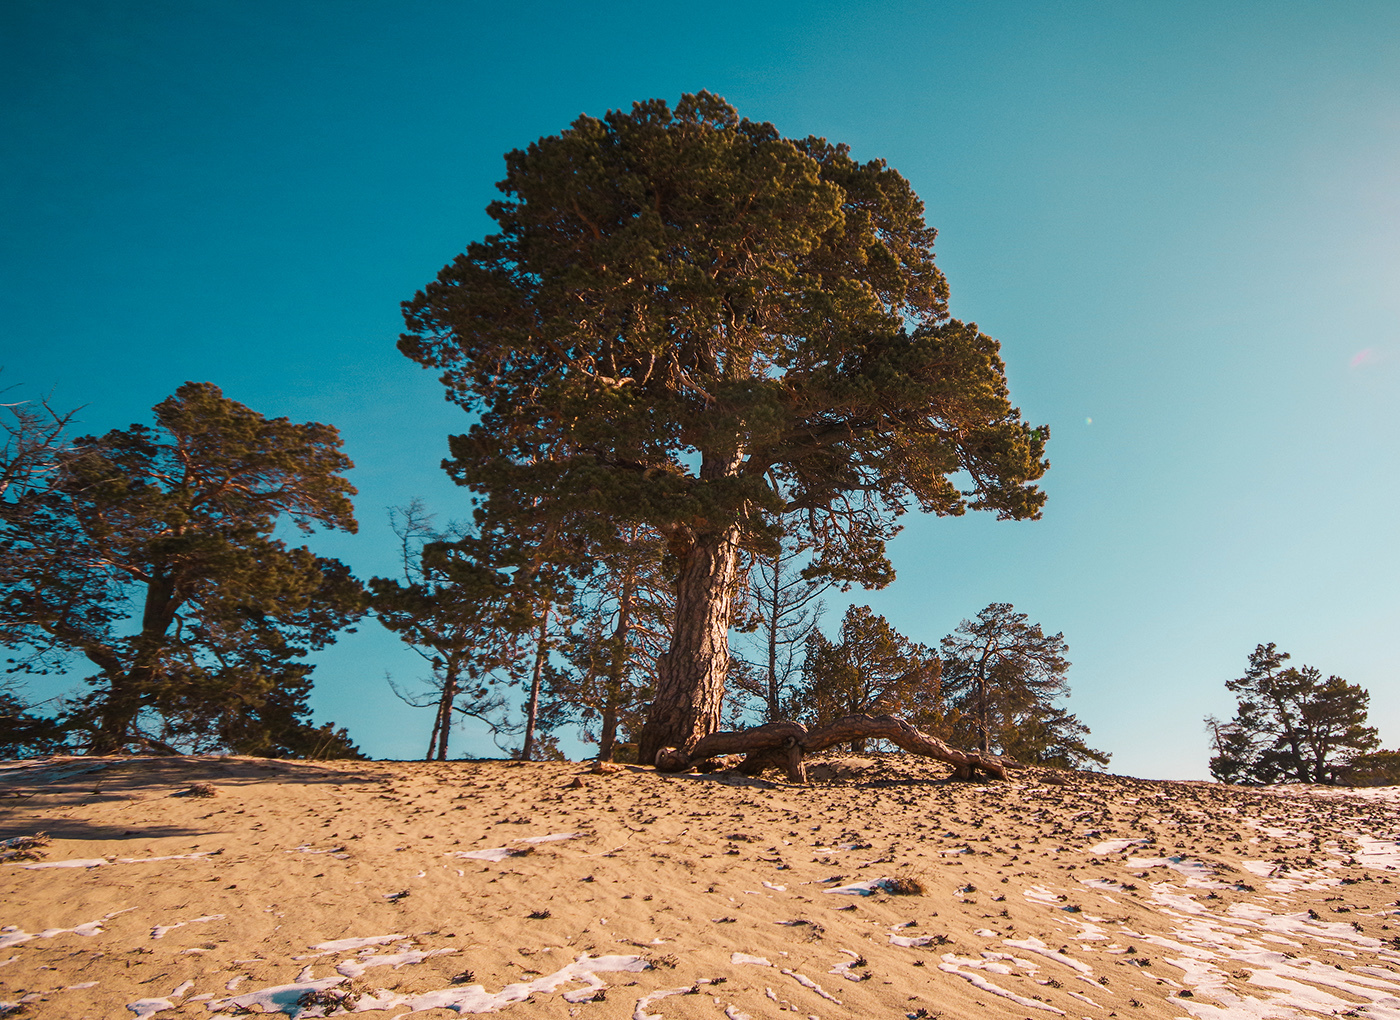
left=652, top=714, right=1017, bottom=782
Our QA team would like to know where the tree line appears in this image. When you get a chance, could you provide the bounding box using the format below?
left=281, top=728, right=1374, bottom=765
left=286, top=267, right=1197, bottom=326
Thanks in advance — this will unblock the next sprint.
left=0, top=377, right=1101, bottom=767
left=3, top=92, right=1385, bottom=778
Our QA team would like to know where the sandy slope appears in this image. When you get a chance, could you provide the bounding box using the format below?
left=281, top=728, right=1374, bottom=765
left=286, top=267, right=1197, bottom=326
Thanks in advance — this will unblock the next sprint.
left=2, top=753, right=1400, bottom=1020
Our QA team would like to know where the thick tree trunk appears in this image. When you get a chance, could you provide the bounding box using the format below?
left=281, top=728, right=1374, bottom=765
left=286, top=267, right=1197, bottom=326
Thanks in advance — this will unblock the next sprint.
left=638, top=523, right=742, bottom=766
left=90, top=575, right=181, bottom=754
left=520, top=604, right=551, bottom=761
left=655, top=713, right=1018, bottom=782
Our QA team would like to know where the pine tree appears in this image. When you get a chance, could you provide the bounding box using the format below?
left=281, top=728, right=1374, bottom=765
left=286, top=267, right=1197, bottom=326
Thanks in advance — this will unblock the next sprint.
left=559, top=522, right=672, bottom=761
left=400, top=92, right=1049, bottom=764
left=729, top=528, right=830, bottom=724
left=1, top=382, right=364, bottom=755
left=797, top=605, right=940, bottom=751
left=1209, top=643, right=1379, bottom=784
left=370, top=501, right=522, bottom=760
left=939, top=603, right=1102, bottom=766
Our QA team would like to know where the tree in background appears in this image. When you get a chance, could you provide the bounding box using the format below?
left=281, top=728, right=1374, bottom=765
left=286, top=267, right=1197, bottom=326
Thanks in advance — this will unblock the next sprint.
left=0, top=687, right=66, bottom=757
left=994, top=702, right=1109, bottom=770
left=370, top=501, right=523, bottom=760
left=939, top=603, right=1102, bottom=767
left=559, top=522, right=673, bottom=761
left=400, top=92, right=1049, bottom=764
left=1337, top=750, right=1400, bottom=787
left=1208, top=643, right=1379, bottom=785
left=729, top=528, right=830, bottom=724
left=0, top=382, right=364, bottom=756
left=797, top=604, right=940, bottom=751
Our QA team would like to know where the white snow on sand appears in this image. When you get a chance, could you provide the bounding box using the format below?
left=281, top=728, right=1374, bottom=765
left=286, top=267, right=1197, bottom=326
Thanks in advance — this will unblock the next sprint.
left=204, top=947, right=648, bottom=1016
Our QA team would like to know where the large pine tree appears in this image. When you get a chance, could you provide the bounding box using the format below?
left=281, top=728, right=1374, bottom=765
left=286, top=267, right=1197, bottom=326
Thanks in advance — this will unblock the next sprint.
left=1, top=382, right=364, bottom=755
left=401, top=92, right=1049, bottom=764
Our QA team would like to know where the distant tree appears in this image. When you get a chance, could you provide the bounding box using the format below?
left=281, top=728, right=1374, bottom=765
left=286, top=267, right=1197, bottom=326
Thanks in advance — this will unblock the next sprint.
left=559, top=522, right=672, bottom=761
left=1208, top=643, right=1379, bottom=785
left=1, top=385, right=83, bottom=653
left=399, top=91, right=1050, bottom=765
left=0, top=383, right=365, bottom=756
left=1, top=383, right=78, bottom=520
left=797, top=604, right=940, bottom=751
left=993, top=702, right=1109, bottom=770
left=730, top=528, right=830, bottom=724
left=939, top=603, right=1102, bottom=768
left=1337, top=750, right=1400, bottom=787
left=370, top=501, right=522, bottom=760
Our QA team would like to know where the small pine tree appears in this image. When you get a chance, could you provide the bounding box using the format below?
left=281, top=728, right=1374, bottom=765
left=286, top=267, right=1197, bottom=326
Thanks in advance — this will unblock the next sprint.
left=797, top=605, right=940, bottom=751
left=1209, top=643, right=1379, bottom=784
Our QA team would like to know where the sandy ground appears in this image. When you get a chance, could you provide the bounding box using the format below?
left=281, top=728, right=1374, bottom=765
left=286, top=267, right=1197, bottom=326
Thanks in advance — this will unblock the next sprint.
left=2, top=754, right=1400, bottom=1020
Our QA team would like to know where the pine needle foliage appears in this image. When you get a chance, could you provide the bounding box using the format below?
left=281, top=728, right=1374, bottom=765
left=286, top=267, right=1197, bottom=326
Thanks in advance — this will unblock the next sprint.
left=400, top=92, right=1050, bottom=761
left=0, top=382, right=365, bottom=757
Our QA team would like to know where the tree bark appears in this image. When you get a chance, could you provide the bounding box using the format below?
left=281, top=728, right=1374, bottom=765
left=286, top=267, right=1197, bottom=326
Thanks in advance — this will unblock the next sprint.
left=426, top=701, right=442, bottom=761
left=654, top=713, right=1018, bottom=782
left=91, top=574, right=182, bottom=754
left=637, top=523, right=742, bottom=766
left=432, top=666, right=458, bottom=761
left=766, top=573, right=780, bottom=722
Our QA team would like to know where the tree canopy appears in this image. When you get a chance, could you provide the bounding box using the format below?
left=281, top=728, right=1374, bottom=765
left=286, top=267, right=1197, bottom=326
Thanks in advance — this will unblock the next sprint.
left=400, top=91, right=1050, bottom=763
left=0, top=382, right=365, bottom=756
left=1208, top=643, right=1379, bottom=785
left=939, top=602, right=1106, bottom=768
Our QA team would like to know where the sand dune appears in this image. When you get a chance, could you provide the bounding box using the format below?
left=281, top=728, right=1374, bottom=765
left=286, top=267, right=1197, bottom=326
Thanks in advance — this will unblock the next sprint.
left=3, top=753, right=1399, bottom=1019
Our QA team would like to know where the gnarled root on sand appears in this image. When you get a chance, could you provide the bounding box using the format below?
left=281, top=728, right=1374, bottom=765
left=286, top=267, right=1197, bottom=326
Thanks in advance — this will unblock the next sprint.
left=652, top=714, right=1017, bottom=782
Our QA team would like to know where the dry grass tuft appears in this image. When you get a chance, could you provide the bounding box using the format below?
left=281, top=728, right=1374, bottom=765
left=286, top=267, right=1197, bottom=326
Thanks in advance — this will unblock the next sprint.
left=173, top=782, right=218, bottom=798
left=881, top=876, right=925, bottom=896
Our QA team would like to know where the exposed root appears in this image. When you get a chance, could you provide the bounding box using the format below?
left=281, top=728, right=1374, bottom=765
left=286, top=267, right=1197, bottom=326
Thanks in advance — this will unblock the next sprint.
left=653, top=714, right=1018, bottom=782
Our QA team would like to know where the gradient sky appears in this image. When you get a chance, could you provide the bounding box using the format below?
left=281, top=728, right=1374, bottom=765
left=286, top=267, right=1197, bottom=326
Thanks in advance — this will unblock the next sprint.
left=3, top=0, right=1397, bottom=778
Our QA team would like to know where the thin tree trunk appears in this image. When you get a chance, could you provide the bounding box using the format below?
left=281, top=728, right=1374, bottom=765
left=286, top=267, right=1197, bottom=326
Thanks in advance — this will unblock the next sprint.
left=434, top=666, right=457, bottom=761
left=766, top=571, right=780, bottom=722
left=638, top=523, right=742, bottom=766
left=598, top=697, right=619, bottom=762
left=520, top=603, right=551, bottom=761
left=598, top=579, right=634, bottom=762
left=426, top=702, right=442, bottom=761
left=977, top=673, right=990, bottom=754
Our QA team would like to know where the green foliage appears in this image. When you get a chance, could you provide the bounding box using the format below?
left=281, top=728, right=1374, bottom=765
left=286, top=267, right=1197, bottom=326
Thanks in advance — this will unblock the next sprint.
left=728, top=527, right=830, bottom=724
left=1208, top=643, right=1379, bottom=785
left=1337, top=750, right=1400, bottom=787
left=0, top=689, right=67, bottom=757
left=939, top=603, right=1106, bottom=768
left=370, top=501, right=523, bottom=759
left=399, top=92, right=1050, bottom=748
left=401, top=91, right=1048, bottom=559
left=797, top=604, right=940, bottom=749
left=1, top=382, right=365, bottom=756
left=992, top=703, right=1110, bottom=770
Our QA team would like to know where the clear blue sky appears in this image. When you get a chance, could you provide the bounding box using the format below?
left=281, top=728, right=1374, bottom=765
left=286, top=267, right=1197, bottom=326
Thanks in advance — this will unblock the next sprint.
left=3, top=0, right=1396, bottom=778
